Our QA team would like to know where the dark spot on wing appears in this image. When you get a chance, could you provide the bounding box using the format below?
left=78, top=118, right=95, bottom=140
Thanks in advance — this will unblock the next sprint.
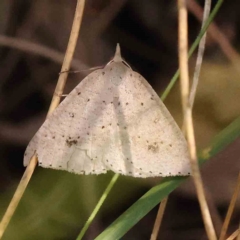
left=66, top=139, right=78, bottom=147
left=87, top=99, right=90, bottom=102
left=102, top=72, right=105, bottom=75
left=148, top=144, right=159, bottom=153
left=78, top=92, right=81, bottom=95
left=141, top=102, right=144, bottom=106
left=102, top=126, right=105, bottom=129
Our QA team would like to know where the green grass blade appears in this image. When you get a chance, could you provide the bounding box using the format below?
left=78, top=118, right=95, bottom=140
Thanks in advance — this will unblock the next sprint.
left=76, top=174, right=120, bottom=240
left=95, top=116, right=240, bottom=240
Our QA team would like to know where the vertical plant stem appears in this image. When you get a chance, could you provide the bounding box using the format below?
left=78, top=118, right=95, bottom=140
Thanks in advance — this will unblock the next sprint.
left=152, top=2, right=212, bottom=237
left=150, top=197, right=168, bottom=240
left=76, top=174, right=120, bottom=240
left=187, top=0, right=240, bottom=73
left=47, top=0, right=85, bottom=116
left=219, top=172, right=240, bottom=240
left=189, top=0, right=211, bottom=108
left=0, top=1, right=86, bottom=239
left=161, top=0, right=224, bottom=102
left=0, top=156, right=38, bottom=239
left=177, top=0, right=216, bottom=239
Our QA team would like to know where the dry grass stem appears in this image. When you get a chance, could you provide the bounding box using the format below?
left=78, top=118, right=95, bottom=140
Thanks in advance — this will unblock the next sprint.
left=219, top=172, right=240, bottom=240
left=204, top=189, right=223, bottom=235
left=187, top=0, right=240, bottom=72
left=0, top=0, right=86, bottom=238
left=177, top=0, right=216, bottom=239
left=189, top=0, right=211, bottom=108
left=47, top=0, right=85, bottom=115
left=150, top=197, right=168, bottom=240
left=226, top=229, right=240, bottom=240
left=0, top=35, right=86, bottom=70
left=0, top=156, right=38, bottom=239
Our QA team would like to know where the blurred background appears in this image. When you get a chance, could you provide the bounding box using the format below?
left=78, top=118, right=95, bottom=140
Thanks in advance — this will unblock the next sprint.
left=0, top=0, right=240, bottom=239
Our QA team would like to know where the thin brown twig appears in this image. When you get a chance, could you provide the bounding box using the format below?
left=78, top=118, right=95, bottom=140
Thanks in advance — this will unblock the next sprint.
left=226, top=229, right=240, bottom=240
left=191, top=0, right=222, bottom=234
left=150, top=197, right=168, bottom=240
left=219, top=172, right=240, bottom=240
left=0, top=35, right=86, bottom=70
left=189, top=0, right=211, bottom=108
left=187, top=0, right=240, bottom=71
left=0, top=0, right=86, bottom=238
left=47, top=1, right=85, bottom=115
left=177, top=0, right=216, bottom=239
left=205, top=189, right=223, bottom=236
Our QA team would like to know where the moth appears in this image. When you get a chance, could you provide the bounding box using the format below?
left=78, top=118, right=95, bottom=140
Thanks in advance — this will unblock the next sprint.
left=24, top=44, right=191, bottom=178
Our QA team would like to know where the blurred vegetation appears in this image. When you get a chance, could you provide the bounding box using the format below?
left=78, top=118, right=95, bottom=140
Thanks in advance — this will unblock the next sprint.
left=0, top=0, right=240, bottom=239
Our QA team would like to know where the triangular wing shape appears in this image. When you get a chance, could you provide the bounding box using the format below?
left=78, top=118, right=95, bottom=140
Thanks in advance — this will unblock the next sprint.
left=24, top=45, right=191, bottom=177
